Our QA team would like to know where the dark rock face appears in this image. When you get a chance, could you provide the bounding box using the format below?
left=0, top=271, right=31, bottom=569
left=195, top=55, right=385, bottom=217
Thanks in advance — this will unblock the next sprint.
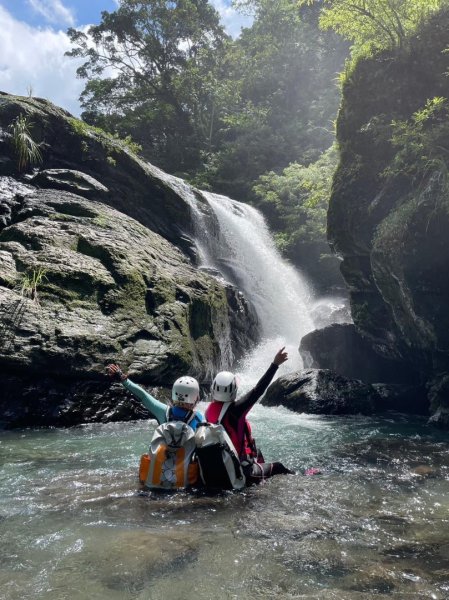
left=300, top=323, right=418, bottom=385
left=327, top=11, right=449, bottom=424
left=0, top=377, right=164, bottom=428
left=286, top=240, right=346, bottom=296
left=262, top=369, right=379, bottom=415
left=372, top=383, right=428, bottom=416
left=0, top=94, right=197, bottom=257
left=0, top=94, right=258, bottom=428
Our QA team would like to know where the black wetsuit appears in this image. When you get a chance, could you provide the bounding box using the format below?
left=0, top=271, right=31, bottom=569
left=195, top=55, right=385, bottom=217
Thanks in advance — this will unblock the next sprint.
left=206, top=363, right=294, bottom=484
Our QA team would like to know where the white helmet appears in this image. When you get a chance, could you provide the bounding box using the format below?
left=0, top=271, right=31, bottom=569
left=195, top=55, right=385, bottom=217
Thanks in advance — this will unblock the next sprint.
left=172, top=376, right=200, bottom=406
left=211, top=371, right=239, bottom=403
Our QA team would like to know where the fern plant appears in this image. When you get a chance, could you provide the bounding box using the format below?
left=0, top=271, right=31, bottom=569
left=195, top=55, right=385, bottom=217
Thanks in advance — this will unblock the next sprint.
left=9, top=114, right=43, bottom=172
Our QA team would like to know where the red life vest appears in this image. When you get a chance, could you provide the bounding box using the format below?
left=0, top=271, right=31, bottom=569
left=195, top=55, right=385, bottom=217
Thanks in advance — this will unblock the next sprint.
left=205, top=401, right=256, bottom=460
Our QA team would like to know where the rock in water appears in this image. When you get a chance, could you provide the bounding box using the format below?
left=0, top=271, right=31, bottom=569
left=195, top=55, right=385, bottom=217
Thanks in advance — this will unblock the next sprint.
left=262, top=369, right=379, bottom=415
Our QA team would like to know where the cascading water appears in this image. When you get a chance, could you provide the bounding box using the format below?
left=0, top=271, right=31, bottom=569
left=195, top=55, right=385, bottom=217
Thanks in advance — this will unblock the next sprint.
left=196, top=191, right=315, bottom=387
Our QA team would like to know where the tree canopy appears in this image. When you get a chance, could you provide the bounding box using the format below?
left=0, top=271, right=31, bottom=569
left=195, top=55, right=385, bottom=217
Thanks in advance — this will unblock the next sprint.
left=67, top=0, right=347, bottom=192
left=67, top=0, right=229, bottom=173
left=299, top=0, right=449, bottom=57
left=253, top=144, right=338, bottom=251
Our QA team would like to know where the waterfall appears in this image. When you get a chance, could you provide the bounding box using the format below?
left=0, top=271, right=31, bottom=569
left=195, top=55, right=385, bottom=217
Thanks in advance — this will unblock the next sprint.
left=196, top=191, right=315, bottom=389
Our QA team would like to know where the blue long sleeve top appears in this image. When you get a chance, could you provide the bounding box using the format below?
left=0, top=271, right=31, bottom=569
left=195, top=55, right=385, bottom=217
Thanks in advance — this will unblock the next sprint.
left=122, top=379, right=204, bottom=429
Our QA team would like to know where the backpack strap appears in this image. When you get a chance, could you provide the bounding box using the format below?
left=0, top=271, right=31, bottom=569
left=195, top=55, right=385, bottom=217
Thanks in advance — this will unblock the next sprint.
left=167, top=406, right=196, bottom=425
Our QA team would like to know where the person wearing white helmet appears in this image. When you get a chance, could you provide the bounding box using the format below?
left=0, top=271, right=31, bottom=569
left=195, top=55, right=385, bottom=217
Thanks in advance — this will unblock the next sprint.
left=206, top=347, right=294, bottom=483
left=106, top=364, right=204, bottom=430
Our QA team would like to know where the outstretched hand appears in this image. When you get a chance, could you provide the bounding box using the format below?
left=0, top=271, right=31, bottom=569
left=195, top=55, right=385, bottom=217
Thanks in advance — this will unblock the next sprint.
left=273, top=346, right=288, bottom=366
left=106, top=363, right=127, bottom=382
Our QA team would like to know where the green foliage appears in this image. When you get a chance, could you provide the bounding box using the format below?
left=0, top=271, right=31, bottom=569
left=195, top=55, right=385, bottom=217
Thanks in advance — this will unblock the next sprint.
left=253, top=144, right=339, bottom=250
left=198, top=1, right=347, bottom=199
left=67, top=117, right=142, bottom=156
left=299, top=0, right=449, bottom=59
left=67, top=0, right=347, bottom=197
left=385, top=96, right=449, bottom=187
left=16, top=268, right=48, bottom=304
left=66, top=0, right=228, bottom=174
left=8, top=114, right=43, bottom=172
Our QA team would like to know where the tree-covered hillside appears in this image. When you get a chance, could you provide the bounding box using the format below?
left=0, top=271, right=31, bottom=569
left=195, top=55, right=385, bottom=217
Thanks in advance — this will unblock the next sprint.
left=67, top=0, right=347, bottom=203
left=66, top=0, right=449, bottom=282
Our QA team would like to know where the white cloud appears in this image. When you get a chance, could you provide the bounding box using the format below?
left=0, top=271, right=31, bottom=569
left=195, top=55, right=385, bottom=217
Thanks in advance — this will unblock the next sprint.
left=210, top=0, right=253, bottom=38
left=0, top=6, right=84, bottom=115
left=27, top=0, right=75, bottom=27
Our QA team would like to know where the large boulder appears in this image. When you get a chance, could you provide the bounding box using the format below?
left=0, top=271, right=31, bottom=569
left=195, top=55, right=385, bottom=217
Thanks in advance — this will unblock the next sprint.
left=299, top=323, right=417, bottom=385
left=0, top=93, right=202, bottom=257
left=327, top=10, right=449, bottom=424
left=372, top=383, right=428, bottom=416
left=262, top=369, right=379, bottom=415
left=0, top=93, right=261, bottom=427
left=0, top=185, right=256, bottom=427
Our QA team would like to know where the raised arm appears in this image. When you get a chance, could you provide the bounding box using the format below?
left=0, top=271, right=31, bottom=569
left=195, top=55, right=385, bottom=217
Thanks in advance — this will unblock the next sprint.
left=106, top=364, right=167, bottom=424
left=233, top=347, right=288, bottom=416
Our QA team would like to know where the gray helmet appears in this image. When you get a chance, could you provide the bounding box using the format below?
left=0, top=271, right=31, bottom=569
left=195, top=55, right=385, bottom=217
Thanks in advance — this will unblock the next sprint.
left=211, top=371, right=238, bottom=402
left=172, top=376, right=200, bottom=406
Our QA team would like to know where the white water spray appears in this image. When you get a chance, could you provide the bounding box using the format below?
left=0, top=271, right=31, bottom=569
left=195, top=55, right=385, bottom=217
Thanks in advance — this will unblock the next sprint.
left=197, top=191, right=316, bottom=389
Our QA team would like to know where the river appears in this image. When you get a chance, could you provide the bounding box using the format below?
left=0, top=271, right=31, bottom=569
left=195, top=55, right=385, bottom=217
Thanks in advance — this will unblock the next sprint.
left=1, top=409, right=449, bottom=599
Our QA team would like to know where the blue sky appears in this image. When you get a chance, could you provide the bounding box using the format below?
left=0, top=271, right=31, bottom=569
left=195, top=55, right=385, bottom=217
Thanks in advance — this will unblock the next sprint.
left=0, top=0, right=119, bottom=28
left=0, top=0, right=251, bottom=115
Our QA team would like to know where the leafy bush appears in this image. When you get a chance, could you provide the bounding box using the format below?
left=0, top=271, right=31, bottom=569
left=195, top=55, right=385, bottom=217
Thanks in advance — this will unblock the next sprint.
left=385, top=96, right=449, bottom=187
left=253, top=144, right=339, bottom=250
left=8, top=114, right=43, bottom=172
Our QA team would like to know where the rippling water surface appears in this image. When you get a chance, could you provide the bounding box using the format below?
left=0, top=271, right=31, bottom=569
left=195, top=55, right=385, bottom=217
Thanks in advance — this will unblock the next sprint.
left=1, top=407, right=449, bottom=600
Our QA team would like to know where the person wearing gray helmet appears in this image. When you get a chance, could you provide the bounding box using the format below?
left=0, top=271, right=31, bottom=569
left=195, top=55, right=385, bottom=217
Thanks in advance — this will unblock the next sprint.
left=106, top=364, right=204, bottom=429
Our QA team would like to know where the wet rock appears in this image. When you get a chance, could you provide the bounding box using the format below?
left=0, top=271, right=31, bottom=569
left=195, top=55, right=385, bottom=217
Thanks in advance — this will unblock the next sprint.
left=339, top=563, right=396, bottom=594
left=412, top=465, right=436, bottom=477
left=300, top=323, right=416, bottom=384
left=262, top=369, right=379, bottom=415
left=427, top=374, right=449, bottom=427
left=0, top=189, right=252, bottom=427
left=80, top=529, right=200, bottom=592
left=309, top=296, right=352, bottom=330
left=30, top=169, right=109, bottom=197
left=327, top=11, right=449, bottom=426
left=372, top=382, right=428, bottom=415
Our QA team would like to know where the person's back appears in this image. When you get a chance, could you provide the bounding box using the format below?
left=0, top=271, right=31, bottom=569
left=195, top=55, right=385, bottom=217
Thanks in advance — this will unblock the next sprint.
left=107, top=365, right=204, bottom=489
left=205, top=347, right=294, bottom=484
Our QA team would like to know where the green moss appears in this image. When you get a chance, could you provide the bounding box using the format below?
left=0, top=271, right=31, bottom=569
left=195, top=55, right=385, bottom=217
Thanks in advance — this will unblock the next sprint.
left=67, top=117, right=141, bottom=157
left=149, top=278, right=177, bottom=307
left=92, top=215, right=111, bottom=229
left=189, top=298, right=212, bottom=339
left=193, top=334, right=216, bottom=361
left=99, top=270, right=147, bottom=316
left=374, top=196, right=418, bottom=253
left=76, top=237, right=117, bottom=276
left=351, top=300, right=378, bottom=332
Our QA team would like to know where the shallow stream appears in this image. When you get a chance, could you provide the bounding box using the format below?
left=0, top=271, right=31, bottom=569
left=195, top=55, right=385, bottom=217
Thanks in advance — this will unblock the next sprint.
left=1, top=406, right=449, bottom=600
